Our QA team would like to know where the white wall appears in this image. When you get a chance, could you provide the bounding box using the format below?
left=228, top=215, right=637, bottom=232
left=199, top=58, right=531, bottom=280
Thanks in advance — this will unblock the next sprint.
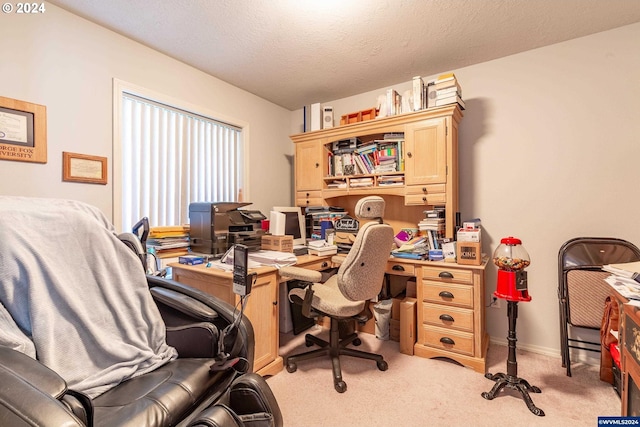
left=0, top=4, right=294, bottom=224
left=292, top=22, right=640, bottom=360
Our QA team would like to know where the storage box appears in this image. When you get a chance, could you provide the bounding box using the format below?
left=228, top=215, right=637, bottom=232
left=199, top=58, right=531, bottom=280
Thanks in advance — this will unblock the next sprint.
left=456, top=241, right=482, bottom=265
left=390, top=319, right=400, bottom=342
left=457, top=228, right=481, bottom=242
left=400, top=297, right=417, bottom=355
left=261, top=235, right=293, bottom=252
left=178, top=255, right=205, bottom=265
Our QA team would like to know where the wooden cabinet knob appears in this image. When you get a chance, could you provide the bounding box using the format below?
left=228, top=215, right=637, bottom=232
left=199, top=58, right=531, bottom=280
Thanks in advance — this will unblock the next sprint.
left=407, top=152, right=413, bottom=158
left=315, top=162, right=319, bottom=168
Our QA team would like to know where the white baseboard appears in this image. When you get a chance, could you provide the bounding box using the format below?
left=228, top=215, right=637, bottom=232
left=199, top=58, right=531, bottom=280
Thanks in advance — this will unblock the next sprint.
left=489, top=336, right=600, bottom=366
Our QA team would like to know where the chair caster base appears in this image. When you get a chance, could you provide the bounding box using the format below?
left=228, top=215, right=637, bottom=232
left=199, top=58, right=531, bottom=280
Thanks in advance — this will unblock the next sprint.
left=334, top=380, right=347, bottom=393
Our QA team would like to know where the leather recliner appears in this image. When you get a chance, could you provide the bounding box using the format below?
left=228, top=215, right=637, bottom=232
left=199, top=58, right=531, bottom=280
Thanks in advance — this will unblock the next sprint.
left=0, top=196, right=282, bottom=427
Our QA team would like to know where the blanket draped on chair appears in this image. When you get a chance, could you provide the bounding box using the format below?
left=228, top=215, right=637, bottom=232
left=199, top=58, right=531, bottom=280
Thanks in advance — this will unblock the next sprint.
left=0, top=196, right=177, bottom=398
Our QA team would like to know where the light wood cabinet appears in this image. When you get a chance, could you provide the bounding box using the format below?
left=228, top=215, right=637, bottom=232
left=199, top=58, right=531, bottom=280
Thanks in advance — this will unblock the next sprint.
left=413, top=260, right=489, bottom=373
left=170, top=264, right=282, bottom=376
left=290, top=105, right=462, bottom=238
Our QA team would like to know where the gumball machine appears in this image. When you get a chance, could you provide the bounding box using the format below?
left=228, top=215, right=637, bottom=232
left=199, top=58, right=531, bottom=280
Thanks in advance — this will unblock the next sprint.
left=482, top=236, right=544, bottom=416
left=493, top=237, right=531, bottom=302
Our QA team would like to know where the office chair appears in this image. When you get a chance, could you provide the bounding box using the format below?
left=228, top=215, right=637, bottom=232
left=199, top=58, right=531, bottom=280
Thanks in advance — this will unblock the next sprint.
left=279, top=196, right=394, bottom=393
left=558, top=237, right=640, bottom=377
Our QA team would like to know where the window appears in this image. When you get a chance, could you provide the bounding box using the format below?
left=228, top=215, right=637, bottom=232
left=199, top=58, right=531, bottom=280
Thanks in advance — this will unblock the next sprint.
left=114, top=82, right=244, bottom=232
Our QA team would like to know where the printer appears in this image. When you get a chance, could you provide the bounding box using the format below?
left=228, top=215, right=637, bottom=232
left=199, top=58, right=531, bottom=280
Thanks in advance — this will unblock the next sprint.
left=188, top=202, right=266, bottom=257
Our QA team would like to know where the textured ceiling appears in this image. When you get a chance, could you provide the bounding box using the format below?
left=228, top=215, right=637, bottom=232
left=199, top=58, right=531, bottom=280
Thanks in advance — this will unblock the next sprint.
left=49, top=0, right=640, bottom=110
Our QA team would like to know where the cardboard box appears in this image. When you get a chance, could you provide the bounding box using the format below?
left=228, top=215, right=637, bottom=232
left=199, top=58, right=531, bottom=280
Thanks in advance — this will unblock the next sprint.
left=390, top=319, right=400, bottom=342
left=261, top=235, right=293, bottom=252
left=400, top=297, right=417, bottom=355
left=457, top=228, right=481, bottom=242
left=457, top=241, right=482, bottom=265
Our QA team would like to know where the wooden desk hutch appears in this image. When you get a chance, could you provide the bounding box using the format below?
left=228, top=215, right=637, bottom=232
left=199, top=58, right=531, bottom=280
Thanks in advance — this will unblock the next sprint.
left=291, top=105, right=489, bottom=373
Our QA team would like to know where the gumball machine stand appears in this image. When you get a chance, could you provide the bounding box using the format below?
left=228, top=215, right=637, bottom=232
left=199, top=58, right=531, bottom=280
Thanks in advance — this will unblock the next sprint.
left=481, top=237, right=544, bottom=416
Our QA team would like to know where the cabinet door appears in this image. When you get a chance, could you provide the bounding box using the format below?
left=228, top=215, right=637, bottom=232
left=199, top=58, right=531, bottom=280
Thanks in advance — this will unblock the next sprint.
left=242, top=272, right=278, bottom=372
left=404, top=117, right=447, bottom=185
left=295, top=140, right=324, bottom=191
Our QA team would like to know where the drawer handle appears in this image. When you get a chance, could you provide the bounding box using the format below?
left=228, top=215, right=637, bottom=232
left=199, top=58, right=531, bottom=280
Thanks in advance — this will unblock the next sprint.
left=439, top=271, right=454, bottom=279
left=273, top=301, right=278, bottom=306
left=439, top=314, right=454, bottom=322
left=422, top=196, right=427, bottom=202
left=321, top=262, right=328, bottom=268
left=407, top=151, right=413, bottom=158
left=392, top=265, right=405, bottom=271
left=440, top=337, right=455, bottom=345
left=422, top=187, right=427, bottom=193
left=438, top=291, right=454, bottom=299
left=315, top=162, right=319, bottom=168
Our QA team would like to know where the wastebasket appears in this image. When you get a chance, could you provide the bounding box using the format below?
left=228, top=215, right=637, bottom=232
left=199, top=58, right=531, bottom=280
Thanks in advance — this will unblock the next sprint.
left=374, top=299, right=393, bottom=340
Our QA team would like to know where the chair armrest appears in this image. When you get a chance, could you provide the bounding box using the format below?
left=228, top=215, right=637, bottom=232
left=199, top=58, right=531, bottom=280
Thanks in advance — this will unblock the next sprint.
left=150, top=287, right=219, bottom=322
left=279, top=266, right=322, bottom=283
left=0, top=347, right=85, bottom=426
left=331, top=255, right=346, bottom=265
left=0, top=346, right=67, bottom=399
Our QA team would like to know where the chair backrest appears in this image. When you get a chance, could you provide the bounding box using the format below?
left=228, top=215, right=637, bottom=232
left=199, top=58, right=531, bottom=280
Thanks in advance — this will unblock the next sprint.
left=337, top=197, right=394, bottom=302
left=559, top=237, right=640, bottom=328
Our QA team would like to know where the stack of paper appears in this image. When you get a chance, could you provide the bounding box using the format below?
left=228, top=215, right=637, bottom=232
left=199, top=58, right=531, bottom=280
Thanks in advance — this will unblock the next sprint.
left=603, top=261, right=640, bottom=300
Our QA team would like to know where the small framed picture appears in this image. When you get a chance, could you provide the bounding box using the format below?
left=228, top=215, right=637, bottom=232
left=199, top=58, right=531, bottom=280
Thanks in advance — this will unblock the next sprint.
left=62, top=152, right=107, bottom=185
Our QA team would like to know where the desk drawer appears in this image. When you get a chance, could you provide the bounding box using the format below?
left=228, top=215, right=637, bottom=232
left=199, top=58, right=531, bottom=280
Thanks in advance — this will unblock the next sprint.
left=405, top=193, right=446, bottom=206
left=420, top=324, right=474, bottom=356
left=405, top=184, right=446, bottom=195
left=386, top=260, right=416, bottom=277
left=422, top=302, right=473, bottom=332
left=302, top=258, right=332, bottom=271
left=422, top=281, right=473, bottom=309
left=422, top=266, right=473, bottom=285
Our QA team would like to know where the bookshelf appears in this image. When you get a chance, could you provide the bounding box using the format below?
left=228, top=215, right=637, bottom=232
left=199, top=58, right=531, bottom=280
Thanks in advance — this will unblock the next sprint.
left=291, top=104, right=462, bottom=238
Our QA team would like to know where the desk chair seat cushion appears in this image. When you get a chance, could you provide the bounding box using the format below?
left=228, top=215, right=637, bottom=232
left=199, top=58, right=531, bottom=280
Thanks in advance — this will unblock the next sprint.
left=0, top=196, right=177, bottom=399
left=289, top=274, right=365, bottom=318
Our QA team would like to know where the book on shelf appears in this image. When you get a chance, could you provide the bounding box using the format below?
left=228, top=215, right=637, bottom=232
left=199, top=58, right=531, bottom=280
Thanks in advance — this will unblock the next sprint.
left=435, top=82, right=462, bottom=97
left=386, top=89, right=402, bottom=116
left=412, top=76, right=425, bottom=111
left=434, top=94, right=465, bottom=110
left=327, top=179, right=347, bottom=189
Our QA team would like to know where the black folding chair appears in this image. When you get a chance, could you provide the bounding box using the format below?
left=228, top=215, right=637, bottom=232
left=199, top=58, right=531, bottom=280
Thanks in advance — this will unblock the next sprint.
left=558, top=237, right=640, bottom=376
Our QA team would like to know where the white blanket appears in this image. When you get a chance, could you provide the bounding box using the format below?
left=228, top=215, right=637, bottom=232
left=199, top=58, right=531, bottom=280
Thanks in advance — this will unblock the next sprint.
left=0, top=196, right=177, bottom=398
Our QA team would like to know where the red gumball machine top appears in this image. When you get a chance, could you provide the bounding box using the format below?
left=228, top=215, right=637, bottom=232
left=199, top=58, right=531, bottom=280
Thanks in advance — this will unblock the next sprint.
left=493, top=237, right=530, bottom=272
left=493, top=236, right=532, bottom=302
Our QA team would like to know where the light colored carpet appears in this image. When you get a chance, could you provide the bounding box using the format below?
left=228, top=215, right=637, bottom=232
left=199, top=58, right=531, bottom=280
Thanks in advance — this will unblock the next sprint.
left=266, top=326, right=619, bottom=427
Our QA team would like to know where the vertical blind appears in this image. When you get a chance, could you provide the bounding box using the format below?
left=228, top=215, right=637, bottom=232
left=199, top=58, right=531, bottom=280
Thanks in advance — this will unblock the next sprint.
left=120, top=93, right=243, bottom=231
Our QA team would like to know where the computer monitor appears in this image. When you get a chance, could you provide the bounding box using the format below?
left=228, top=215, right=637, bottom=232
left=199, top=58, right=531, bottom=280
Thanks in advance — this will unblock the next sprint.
left=271, top=206, right=306, bottom=247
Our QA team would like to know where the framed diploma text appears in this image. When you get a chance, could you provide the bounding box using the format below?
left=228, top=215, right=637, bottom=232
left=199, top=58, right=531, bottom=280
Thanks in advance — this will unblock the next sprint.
left=62, top=152, right=108, bottom=185
left=0, top=96, right=47, bottom=163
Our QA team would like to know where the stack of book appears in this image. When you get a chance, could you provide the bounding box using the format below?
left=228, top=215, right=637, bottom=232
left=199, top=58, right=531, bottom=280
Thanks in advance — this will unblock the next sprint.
left=433, top=73, right=465, bottom=110
left=419, top=208, right=446, bottom=250
left=147, top=225, right=190, bottom=258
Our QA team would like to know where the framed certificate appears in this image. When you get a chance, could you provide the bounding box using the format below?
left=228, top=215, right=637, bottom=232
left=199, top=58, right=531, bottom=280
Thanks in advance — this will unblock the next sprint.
left=62, top=152, right=108, bottom=185
left=0, top=96, right=47, bottom=163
